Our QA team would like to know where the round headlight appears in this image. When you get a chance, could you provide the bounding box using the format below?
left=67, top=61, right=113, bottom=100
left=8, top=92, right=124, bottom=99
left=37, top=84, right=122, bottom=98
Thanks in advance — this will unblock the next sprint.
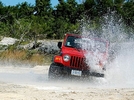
left=63, top=55, right=70, bottom=62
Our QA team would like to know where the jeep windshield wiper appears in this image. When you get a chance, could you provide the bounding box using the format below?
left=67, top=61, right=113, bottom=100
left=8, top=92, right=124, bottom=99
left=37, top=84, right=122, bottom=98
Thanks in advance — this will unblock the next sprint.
left=65, top=45, right=74, bottom=48
left=74, top=45, right=81, bottom=52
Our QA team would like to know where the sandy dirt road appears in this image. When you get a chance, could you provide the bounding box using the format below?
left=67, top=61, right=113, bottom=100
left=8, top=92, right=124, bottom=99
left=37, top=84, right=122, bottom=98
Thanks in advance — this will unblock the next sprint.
left=0, top=65, right=134, bottom=100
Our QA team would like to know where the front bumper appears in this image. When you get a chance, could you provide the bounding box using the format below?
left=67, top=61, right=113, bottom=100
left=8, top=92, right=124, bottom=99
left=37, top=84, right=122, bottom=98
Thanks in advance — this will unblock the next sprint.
left=62, top=66, right=104, bottom=77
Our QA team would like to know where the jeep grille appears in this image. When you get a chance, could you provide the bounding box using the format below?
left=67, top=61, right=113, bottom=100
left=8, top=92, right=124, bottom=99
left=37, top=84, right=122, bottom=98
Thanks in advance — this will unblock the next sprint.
left=70, top=56, right=87, bottom=69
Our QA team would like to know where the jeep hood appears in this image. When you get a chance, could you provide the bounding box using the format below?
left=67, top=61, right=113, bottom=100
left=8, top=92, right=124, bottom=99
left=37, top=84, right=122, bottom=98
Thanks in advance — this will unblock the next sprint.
left=61, top=47, right=85, bottom=57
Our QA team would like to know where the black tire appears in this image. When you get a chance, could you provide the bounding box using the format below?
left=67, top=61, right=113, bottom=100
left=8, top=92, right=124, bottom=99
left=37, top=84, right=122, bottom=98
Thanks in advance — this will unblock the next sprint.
left=48, top=63, right=62, bottom=80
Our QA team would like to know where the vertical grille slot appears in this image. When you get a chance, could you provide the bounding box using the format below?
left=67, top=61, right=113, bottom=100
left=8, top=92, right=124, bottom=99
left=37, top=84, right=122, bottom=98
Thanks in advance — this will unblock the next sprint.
left=70, top=56, right=85, bottom=69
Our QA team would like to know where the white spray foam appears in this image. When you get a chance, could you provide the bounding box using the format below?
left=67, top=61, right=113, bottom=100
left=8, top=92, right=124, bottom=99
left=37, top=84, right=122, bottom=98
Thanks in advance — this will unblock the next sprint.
left=104, top=42, right=134, bottom=87
left=80, top=12, right=134, bottom=88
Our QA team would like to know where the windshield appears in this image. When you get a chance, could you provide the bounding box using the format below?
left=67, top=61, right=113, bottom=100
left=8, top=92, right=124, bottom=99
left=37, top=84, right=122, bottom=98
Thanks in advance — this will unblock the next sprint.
left=65, top=36, right=106, bottom=53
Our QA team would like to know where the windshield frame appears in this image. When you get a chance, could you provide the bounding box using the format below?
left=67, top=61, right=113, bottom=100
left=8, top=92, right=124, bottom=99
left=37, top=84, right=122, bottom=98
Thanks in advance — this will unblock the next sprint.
left=64, top=35, right=107, bottom=53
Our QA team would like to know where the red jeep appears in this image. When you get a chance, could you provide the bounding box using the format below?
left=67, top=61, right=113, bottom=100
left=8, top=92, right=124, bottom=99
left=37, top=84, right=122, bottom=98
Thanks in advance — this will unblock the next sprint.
left=48, top=33, right=109, bottom=79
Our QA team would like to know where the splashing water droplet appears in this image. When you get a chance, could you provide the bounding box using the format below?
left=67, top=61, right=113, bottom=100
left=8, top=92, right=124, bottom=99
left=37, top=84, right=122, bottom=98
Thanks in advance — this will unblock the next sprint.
left=80, top=12, right=134, bottom=88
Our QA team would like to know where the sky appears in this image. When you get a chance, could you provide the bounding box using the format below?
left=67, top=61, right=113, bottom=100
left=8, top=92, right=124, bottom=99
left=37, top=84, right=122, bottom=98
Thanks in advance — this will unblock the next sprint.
left=0, top=0, right=81, bottom=7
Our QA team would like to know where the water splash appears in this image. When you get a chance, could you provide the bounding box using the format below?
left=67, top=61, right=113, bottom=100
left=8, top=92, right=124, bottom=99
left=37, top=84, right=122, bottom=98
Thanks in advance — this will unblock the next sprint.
left=80, top=12, right=134, bottom=88
left=105, top=42, right=134, bottom=88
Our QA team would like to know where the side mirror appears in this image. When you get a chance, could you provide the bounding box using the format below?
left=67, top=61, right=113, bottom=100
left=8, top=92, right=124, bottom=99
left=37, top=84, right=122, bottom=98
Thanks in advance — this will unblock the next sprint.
left=57, top=42, right=62, bottom=49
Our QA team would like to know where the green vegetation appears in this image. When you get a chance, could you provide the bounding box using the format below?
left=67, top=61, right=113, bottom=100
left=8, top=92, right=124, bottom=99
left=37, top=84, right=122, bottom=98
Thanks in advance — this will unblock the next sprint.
left=0, top=0, right=134, bottom=65
left=0, top=0, right=134, bottom=40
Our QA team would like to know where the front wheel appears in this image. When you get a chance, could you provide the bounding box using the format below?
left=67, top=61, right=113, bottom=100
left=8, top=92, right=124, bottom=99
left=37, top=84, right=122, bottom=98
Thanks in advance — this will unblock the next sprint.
left=48, top=63, right=62, bottom=80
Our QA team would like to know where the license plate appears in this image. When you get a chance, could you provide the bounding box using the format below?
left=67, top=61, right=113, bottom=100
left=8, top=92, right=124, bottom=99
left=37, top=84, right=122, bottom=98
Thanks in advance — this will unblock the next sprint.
left=71, top=70, right=82, bottom=76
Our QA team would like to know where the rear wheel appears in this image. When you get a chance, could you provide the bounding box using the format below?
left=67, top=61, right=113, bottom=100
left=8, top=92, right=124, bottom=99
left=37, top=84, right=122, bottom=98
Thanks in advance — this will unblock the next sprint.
left=48, top=63, right=63, bottom=80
